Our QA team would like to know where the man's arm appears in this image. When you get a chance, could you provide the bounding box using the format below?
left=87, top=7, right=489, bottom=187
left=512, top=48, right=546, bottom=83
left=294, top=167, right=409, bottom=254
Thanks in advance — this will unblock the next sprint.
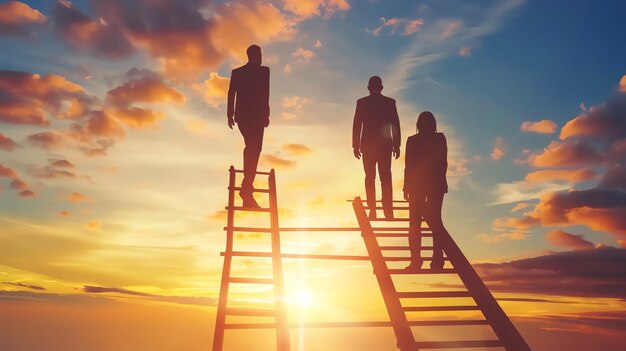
left=263, top=67, right=270, bottom=126
left=352, top=100, right=363, bottom=159
left=227, top=70, right=236, bottom=128
left=391, top=99, right=401, bottom=159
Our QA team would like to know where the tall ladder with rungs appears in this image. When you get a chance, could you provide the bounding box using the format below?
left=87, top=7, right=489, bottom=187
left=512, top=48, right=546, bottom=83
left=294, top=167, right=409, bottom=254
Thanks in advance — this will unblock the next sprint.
left=212, top=166, right=290, bottom=351
left=352, top=197, right=531, bottom=351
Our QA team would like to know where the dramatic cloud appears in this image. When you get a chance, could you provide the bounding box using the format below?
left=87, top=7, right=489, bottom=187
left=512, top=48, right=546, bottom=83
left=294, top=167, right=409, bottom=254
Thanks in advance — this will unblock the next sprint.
left=0, top=133, right=19, bottom=151
left=0, top=1, right=46, bottom=36
left=528, top=141, right=605, bottom=167
left=491, top=136, right=505, bottom=160
left=193, top=72, right=229, bottom=107
left=53, top=1, right=134, bottom=58
left=0, top=164, right=34, bottom=198
left=0, top=164, right=18, bottom=179
left=367, top=17, right=424, bottom=36
left=9, top=179, right=29, bottom=190
left=474, top=246, right=626, bottom=298
left=521, top=119, right=558, bottom=134
left=560, top=91, right=626, bottom=141
left=26, top=132, right=65, bottom=149
left=0, top=70, right=90, bottom=125
left=546, top=230, right=595, bottom=250
left=2, top=281, right=46, bottom=291
left=19, top=190, right=35, bottom=198
left=525, top=169, right=596, bottom=183
left=50, top=159, right=74, bottom=168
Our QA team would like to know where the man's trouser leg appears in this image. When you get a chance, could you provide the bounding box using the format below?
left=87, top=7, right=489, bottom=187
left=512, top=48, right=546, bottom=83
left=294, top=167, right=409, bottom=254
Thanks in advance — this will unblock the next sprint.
left=378, top=148, right=393, bottom=218
left=362, top=151, right=377, bottom=212
left=238, top=122, right=264, bottom=194
left=408, top=193, right=426, bottom=264
left=426, top=192, right=446, bottom=267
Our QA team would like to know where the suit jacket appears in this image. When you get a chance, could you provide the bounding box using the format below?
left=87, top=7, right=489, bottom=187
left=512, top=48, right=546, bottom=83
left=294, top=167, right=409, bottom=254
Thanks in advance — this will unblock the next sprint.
left=352, top=93, right=401, bottom=153
left=227, top=62, right=270, bottom=124
left=403, top=132, right=448, bottom=194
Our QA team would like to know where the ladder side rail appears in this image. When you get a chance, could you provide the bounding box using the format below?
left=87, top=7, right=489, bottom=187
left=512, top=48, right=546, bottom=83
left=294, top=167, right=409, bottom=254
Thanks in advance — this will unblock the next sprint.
left=269, top=169, right=291, bottom=351
left=353, top=197, right=416, bottom=351
left=212, top=166, right=238, bottom=351
left=438, top=227, right=531, bottom=351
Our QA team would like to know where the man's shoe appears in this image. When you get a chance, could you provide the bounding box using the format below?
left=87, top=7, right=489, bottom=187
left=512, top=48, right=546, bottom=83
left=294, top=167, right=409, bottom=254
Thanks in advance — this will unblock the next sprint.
left=405, top=260, right=423, bottom=271
left=429, top=259, right=444, bottom=270
left=368, top=209, right=377, bottom=219
left=240, top=191, right=261, bottom=209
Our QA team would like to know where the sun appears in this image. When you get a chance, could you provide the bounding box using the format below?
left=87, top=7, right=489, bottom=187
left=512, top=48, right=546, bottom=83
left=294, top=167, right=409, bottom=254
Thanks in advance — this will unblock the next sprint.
left=291, top=290, right=314, bottom=308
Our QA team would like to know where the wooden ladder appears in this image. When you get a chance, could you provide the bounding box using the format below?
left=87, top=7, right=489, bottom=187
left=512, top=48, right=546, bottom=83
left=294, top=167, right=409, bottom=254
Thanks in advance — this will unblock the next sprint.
left=352, top=197, right=531, bottom=351
left=212, top=166, right=290, bottom=351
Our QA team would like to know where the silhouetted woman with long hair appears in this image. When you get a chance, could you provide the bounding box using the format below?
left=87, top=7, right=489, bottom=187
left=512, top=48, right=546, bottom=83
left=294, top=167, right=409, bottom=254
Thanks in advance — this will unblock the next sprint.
left=403, top=111, right=449, bottom=270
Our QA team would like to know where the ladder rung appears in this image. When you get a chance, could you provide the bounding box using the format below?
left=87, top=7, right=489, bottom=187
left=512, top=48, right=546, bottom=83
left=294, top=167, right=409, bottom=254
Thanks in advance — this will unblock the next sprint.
left=365, top=206, right=410, bottom=210
left=229, top=186, right=271, bottom=193
left=387, top=268, right=456, bottom=274
left=226, top=308, right=275, bottom=317
left=397, top=291, right=471, bottom=298
left=229, top=277, right=274, bottom=284
left=221, top=251, right=371, bottom=261
left=407, top=320, right=489, bottom=326
left=379, top=246, right=434, bottom=250
left=349, top=200, right=408, bottom=203
left=224, top=323, right=277, bottom=329
left=404, top=306, right=480, bottom=312
left=224, top=226, right=273, bottom=233
left=372, top=227, right=416, bottom=231
left=226, top=206, right=271, bottom=212
left=373, top=233, right=433, bottom=237
left=232, top=169, right=272, bottom=176
left=415, top=340, right=504, bottom=348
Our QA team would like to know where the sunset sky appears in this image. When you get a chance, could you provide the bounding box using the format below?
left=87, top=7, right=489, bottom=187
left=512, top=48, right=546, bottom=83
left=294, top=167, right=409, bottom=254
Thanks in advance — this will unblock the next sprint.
left=1, top=0, right=625, bottom=350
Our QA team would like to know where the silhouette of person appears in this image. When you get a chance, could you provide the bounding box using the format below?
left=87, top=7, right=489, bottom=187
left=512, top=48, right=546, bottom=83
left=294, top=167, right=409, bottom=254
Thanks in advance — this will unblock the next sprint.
left=403, top=111, right=449, bottom=270
left=227, top=44, right=270, bottom=208
left=352, top=76, right=401, bottom=219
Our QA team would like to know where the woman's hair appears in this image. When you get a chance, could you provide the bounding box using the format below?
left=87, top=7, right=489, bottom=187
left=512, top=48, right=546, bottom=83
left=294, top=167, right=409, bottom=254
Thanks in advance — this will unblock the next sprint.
left=416, top=111, right=436, bottom=134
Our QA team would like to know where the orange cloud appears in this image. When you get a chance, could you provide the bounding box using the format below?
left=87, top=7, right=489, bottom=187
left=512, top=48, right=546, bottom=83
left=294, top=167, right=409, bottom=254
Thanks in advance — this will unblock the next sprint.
left=0, top=133, right=19, bottom=151
left=26, top=132, right=65, bottom=150
left=108, top=107, right=165, bottom=129
left=0, top=1, right=46, bottom=36
left=193, top=72, right=230, bottom=107
left=68, top=192, right=88, bottom=203
left=283, top=144, right=312, bottom=155
left=447, top=158, right=471, bottom=177
left=19, top=190, right=35, bottom=198
left=458, top=46, right=472, bottom=57
left=0, top=70, right=89, bottom=125
left=281, top=96, right=312, bottom=111
left=59, top=211, right=71, bottom=217
left=528, top=141, right=605, bottom=167
left=511, top=203, right=530, bottom=212
left=0, top=164, right=18, bottom=179
left=9, top=179, right=29, bottom=190
left=490, top=137, right=505, bottom=160
left=525, top=169, right=596, bottom=183
left=87, top=220, right=102, bottom=230
left=283, top=0, right=350, bottom=19
left=50, top=159, right=74, bottom=168
left=106, top=73, right=185, bottom=107
left=291, top=47, right=315, bottom=63
left=521, top=119, right=557, bottom=134
left=477, top=231, right=527, bottom=243
left=546, top=230, right=594, bottom=250
left=262, top=154, right=296, bottom=169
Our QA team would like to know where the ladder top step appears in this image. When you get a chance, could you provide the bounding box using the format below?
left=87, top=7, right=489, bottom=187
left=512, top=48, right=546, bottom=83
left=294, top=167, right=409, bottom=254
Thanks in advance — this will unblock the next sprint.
left=226, top=206, right=271, bottom=212
left=229, top=277, right=274, bottom=284
left=226, top=308, right=276, bottom=317
left=348, top=200, right=409, bottom=203
left=383, top=257, right=450, bottom=262
left=414, top=340, right=504, bottom=349
left=232, top=169, right=272, bottom=176
left=229, top=186, right=271, bottom=193
left=397, top=291, right=471, bottom=298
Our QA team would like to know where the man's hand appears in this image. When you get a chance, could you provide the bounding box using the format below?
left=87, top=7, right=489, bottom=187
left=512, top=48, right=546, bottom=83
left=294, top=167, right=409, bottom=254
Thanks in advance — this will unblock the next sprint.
left=393, top=146, right=401, bottom=159
left=227, top=117, right=235, bottom=129
left=403, top=191, right=409, bottom=201
left=353, top=147, right=361, bottom=160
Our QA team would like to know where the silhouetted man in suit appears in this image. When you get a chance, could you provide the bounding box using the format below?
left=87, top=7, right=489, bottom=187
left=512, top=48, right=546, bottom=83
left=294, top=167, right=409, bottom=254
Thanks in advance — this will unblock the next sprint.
left=228, top=44, right=270, bottom=208
left=352, top=76, right=401, bottom=219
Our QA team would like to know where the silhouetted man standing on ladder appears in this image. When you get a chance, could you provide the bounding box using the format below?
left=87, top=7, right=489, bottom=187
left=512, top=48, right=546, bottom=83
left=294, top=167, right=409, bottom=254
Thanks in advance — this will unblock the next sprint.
left=352, top=76, right=401, bottom=219
left=227, top=44, right=270, bottom=208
